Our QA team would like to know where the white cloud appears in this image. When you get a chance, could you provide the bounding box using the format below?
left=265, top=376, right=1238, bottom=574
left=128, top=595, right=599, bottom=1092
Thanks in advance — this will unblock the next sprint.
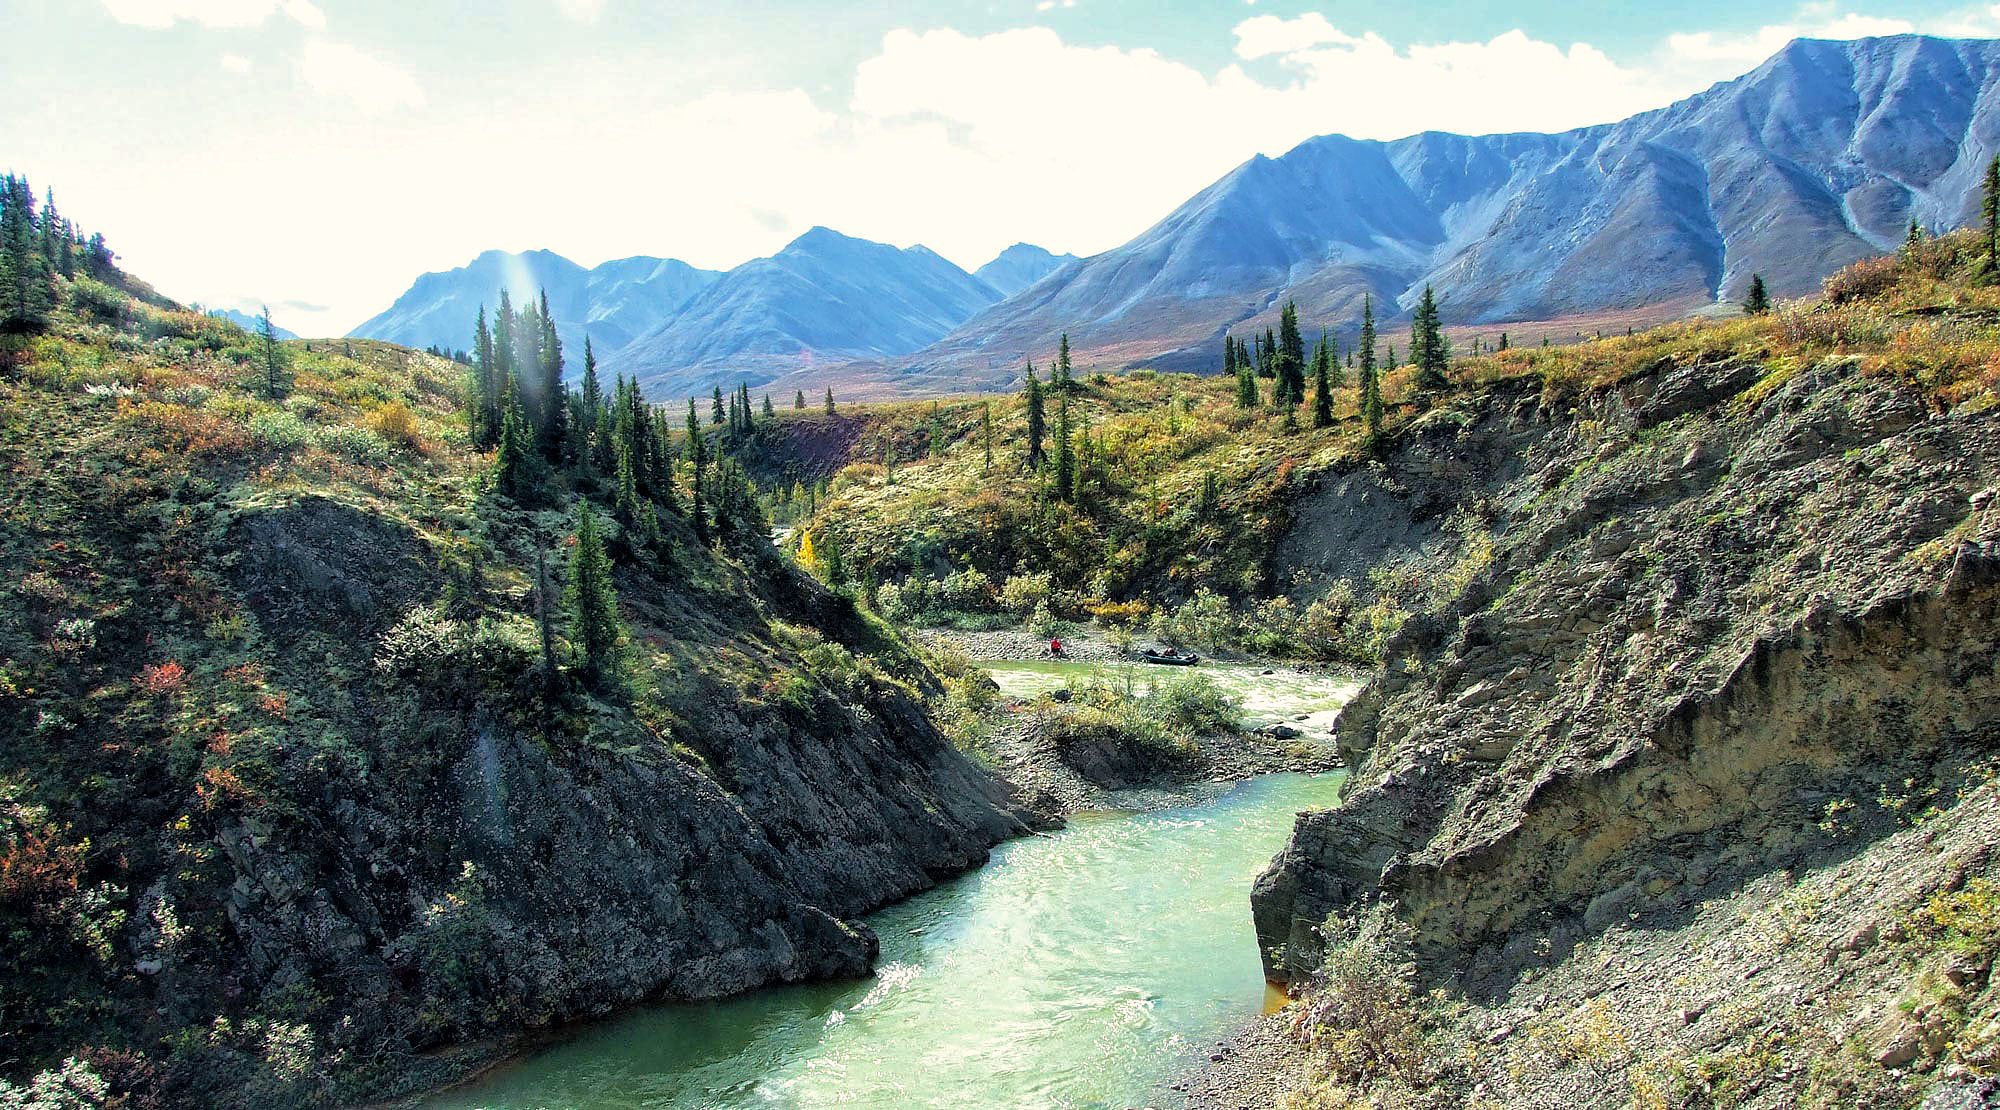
left=99, top=0, right=322, bottom=29
left=1233, top=13, right=1343, bottom=60
left=219, top=52, right=251, bottom=73
left=555, top=0, right=606, bottom=23
left=1035, top=0, right=1076, bottom=11
left=297, top=39, right=424, bottom=114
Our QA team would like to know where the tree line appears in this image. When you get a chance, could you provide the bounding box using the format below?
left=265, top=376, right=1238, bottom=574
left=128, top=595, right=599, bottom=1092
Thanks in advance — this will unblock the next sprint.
left=1, top=173, right=118, bottom=334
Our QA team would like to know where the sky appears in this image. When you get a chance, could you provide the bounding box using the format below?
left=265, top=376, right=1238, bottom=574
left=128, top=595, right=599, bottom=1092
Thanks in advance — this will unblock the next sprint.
left=5, top=0, right=2000, bottom=336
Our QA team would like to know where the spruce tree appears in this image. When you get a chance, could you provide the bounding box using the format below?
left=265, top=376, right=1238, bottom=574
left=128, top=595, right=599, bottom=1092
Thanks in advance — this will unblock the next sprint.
left=1236, top=355, right=1259, bottom=409
left=821, top=528, right=847, bottom=587
left=1903, top=217, right=1925, bottom=260
left=1358, top=296, right=1383, bottom=451
left=1198, top=470, right=1219, bottom=521
left=536, top=291, right=567, bottom=461
left=1223, top=333, right=1238, bottom=379
left=494, top=381, right=540, bottom=501
left=1055, top=332, right=1074, bottom=392
left=0, top=176, right=51, bottom=335
left=763, top=393, right=775, bottom=418
left=473, top=306, right=499, bottom=448
left=686, top=399, right=710, bottom=544
left=579, top=337, right=602, bottom=443
left=1743, top=273, right=1771, bottom=316
left=564, top=502, right=622, bottom=687
left=1312, top=331, right=1335, bottom=428
left=795, top=389, right=806, bottom=410
left=256, top=306, right=289, bottom=398
left=1411, top=285, right=1450, bottom=392
left=711, top=386, right=725, bottom=425
left=1276, top=301, right=1306, bottom=405
left=824, top=387, right=835, bottom=414
left=1053, top=387, right=1075, bottom=503
left=1985, top=154, right=2000, bottom=269
left=1024, top=362, right=1047, bottom=469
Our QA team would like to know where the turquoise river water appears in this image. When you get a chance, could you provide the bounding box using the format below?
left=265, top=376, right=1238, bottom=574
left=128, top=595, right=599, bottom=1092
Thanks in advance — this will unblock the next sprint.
left=428, top=665, right=1353, bottom=1110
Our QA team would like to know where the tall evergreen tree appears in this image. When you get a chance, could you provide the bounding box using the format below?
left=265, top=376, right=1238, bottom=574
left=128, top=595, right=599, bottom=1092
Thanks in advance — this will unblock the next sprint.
left=494, top=378, right=541, bottom=501
left=1024, top=362, right=1047, bottom=469
left=1904, top=217, right=1925, bottom=259
left=1311, top=330, right=1335, bottom=428
left=686, top=399, right=710, bottom=544
left=1986, top=154, right=2000, bottom=269
left=579, top=337, right=603, bottom=443
left=824, top=387, right=836, bottom=414
left=795, top=388, right=806, bottom=410
left=1223, top=333, right=1238, bottom=379
left=256, top=305, right=290, bottom=399
left=1276, top=301, right=1307, bottom=405
left=1410, top=285, right=1451, bottom=392
left=1055, top=332, right=1074, bottom=391
left=1052, top=387, right=1076, bottom=503
left=564, top=503, right=621, bottom=687
left=0, top=176, right=52, bottom=335
left=1743, top=273, right=1771, bottom=316
left=1236, top=352, right=1259, bottom=408
left=536, top=290, right=567, bottom=461
left=472, top=306, right=499, bottom=448
left=711, top=386, right=725, bottom=425
left=763, top=393, right=775, bottom=418
left=1358, top=296, right=1383, bottom=451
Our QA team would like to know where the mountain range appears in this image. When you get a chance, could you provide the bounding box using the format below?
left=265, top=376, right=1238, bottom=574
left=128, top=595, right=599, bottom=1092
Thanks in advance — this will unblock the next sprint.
left=352, top=34, right=2000, bottom=399
left=350, top=249, right=721, bottom=362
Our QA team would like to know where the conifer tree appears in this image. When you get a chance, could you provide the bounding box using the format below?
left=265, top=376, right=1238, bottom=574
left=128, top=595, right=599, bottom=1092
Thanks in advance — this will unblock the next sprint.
left=1223, top=333, right=1238, bottom=379
left=494, top=380, right=541, bottom=501
left=1024, top=362, right=1047, bottom=469
left=686, top=400, right=710, bottom=544
left=711, top=386, right=725, bottom=425
left=579, top=337, right=603, bottom=443
left=795, top=389, right=806, bottom=410
left=472, top=307, right=500, bottom=448
left=1276, top=301, right=1306, bottom=405
left=1985, top=155, right=2000, bottom=269
left=1236, top=354, right=1259, bottom=408
left=1743, top=273, right=1771, bottom=316
left=763, top=393, right=775, bottom=418
left=256, top=305, right=290, bottom=398
left=0, top=176, right=52, bottom=334
left=1411, top=285, right=1451, bottom=392
left=1498, top=332, right=1509, bottom=352
left=824, top=387, right=836, bottom=414
left=1055, top=332, right=1074, bottom=391
left=1053, top=386, right=1076, bottom=503
left=1358, top=296, right=1383, bottom=451
left=536, top=291, right=567, bottom=461
left=564, top=503, right=621, bottom=687
left=1904, top=217, right=1925, bottom=260
left=1198, top=470, right=1219, bottom=521
left=1312, top=331, right=1335, bottom=428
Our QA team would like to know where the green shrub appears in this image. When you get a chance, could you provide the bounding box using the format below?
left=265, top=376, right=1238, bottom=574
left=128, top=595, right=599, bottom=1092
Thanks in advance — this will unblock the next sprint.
left=1143, top=673, right=1239, bottom=738
left=67, top=277, right=126, bottom=323
left=313, top=423, right=391, bottom=467
left=248, top=409, right=312, bottom=451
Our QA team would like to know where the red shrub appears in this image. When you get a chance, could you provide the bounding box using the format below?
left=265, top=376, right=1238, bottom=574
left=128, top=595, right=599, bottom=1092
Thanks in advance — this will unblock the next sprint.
left=138, top=661, right=188, bottom=695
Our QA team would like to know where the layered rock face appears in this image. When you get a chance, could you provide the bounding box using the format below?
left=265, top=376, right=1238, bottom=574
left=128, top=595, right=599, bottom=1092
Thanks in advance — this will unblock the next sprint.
left=1252, top=354, right=2000, bottom=984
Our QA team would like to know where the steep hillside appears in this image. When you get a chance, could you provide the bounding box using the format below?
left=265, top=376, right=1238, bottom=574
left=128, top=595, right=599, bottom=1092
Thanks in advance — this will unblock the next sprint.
left=0, top=277, right=1029, bottom=1107
left=606, top=227, right=1002, bottom=399
left=348, top=248, right=720, bottom=365
left=1242, top=234, right=2000, bottom=1107
left=883, top=34, right=1999, bottom=389
left=973, top=243, right=1078, bottom=299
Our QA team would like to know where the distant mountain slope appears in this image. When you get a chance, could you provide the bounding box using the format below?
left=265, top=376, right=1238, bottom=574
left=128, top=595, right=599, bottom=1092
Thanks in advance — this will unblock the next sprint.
left=209, top=308, right=298, bottom=340
left=883, top=34, right=2000, bottom=388
left=348, top=249, right=719, bottom=368
left=973, top=243, right=1078, bottom=298
left=604, top=227, right=1002, bottom=398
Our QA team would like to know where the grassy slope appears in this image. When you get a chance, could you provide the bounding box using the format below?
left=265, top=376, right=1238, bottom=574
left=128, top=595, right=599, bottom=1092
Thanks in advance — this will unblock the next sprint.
left=0, top=283, right=961, bottom=1104
left=755, top=232, right=2000, bottom=658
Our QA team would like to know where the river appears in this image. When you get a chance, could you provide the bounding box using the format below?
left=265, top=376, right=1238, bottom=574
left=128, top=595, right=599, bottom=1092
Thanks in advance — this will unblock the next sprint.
left=427, top=663, right=1354, bottom=1110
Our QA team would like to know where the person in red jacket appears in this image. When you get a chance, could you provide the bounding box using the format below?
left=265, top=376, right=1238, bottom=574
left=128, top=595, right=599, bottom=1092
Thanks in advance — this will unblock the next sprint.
left=1049, top=636, right=1063, bottom=656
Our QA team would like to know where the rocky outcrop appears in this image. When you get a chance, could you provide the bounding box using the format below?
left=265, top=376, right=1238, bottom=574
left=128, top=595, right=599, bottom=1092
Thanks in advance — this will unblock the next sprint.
left=1252, top=353, right=2000, bottom=985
